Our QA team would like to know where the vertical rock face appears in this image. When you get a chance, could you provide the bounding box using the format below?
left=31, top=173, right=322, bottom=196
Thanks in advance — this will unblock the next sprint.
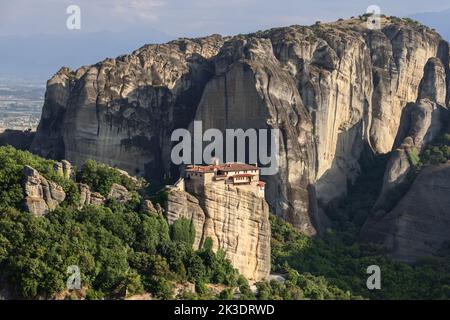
left=418, top=57, right=447, bottom=105
left=373, top=56, right=449, bottom=209
left=31, top=36, right=225, bottom=182
left=31, top=68, right=75, bottom=160
left=367, top=25, right=443, bottom=154
left=192, top=37, right=316, bottom=233
left=361, top=164, right=450, bottom=263
left=165, top=183, right=271, bottom=281
left=266, top=25, right=373, bottom=204
left=362, top=54, right=450, bottom=262
left=31, top=17, right=450, bottom=234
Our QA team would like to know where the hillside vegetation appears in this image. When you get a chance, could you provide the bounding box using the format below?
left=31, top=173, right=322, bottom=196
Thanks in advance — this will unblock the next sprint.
left=0, top=146, right=449, bottom=299
left=0, top=146, right=241, bottom=299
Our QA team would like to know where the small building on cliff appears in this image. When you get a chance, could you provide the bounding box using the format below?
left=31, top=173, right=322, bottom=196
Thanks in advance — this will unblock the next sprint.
left=183, top=161, right=265, bottom=198
left=165, top=161, right=271, bottom=281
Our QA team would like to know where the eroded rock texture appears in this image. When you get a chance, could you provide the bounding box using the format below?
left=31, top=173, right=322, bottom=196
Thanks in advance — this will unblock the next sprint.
left=31, top=18, right=450, bottom=236
left=22, top=162, right=132, bottom=215
left=23, top=165, right=66, bottom=216
left=165, top=183, right=271, bottom=281
left=31, top=36, right=224, bottom=182
left=361, top=53, right=450, bottom=262
left=362, top=164, right=450, bottom=263
left=78, top=183, right=106, bottom=207
left=374, top=57, right=448, bottom=210
left=192, top=36, right=316, bottom=234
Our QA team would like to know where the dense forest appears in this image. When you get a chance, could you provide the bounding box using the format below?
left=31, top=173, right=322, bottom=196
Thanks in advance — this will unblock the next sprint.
left=0, top=146, right=449, bottom=299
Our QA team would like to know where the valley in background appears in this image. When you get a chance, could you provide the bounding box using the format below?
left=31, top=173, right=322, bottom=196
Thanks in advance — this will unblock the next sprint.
left=1, top=13, right=450, bottom=300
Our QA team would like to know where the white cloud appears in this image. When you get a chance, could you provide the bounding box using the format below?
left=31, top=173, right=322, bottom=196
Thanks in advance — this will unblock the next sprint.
left=1, top=0, right=449, bottom=37
left=110, top=0, right=165, bottom=22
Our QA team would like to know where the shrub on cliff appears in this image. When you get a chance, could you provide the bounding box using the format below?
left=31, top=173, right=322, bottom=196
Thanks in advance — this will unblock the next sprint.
left=77, top=159, right=140, bottom=196
left=421, top=135, right=450, bottom=165
left=77, top=160, right=122, bottom=196
left=170, top=218, right=196, bottom=246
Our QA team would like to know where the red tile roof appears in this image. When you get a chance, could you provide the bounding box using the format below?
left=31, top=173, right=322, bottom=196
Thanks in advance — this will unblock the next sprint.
left=185, top=165, right=216, bottom=173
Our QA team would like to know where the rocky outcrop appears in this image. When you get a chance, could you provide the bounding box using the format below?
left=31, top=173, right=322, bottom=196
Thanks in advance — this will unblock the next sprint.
left=366, top=24, right=444, bottom=153
left=78, top=182, right=133, bottom=207
left=363, top=56, right=450, bottom=261
left=108, top=183, right=131, bottom=203
left=31, top=17, right=450, bottom=232
left=23, top=165, right=66, bottom=216
left=78, top=183, right=106, bottom=207
left=141, top=199, right=160, bottom=214
left=53, top=159, right=74, bottom=180
left=418, top=57, right=447, bottom=105
left=374, top=57, right=448, bottom=209
left=22, top=162, right=133, bottom=214
left=165, top=183, right=271, bottom=281
left=361, top=163, right=450, bottom=263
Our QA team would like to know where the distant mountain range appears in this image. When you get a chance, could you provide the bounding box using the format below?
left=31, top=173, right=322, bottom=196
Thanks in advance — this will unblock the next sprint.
left=0, top=28, right=172, bottom=80
left=1, top=10, right=449, bottom=82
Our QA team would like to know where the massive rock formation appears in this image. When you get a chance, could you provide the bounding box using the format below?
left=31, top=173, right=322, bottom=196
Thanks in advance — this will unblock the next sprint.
left=361, top=55, right=450, bottom=262
left=374, top=57, right=448, bottom=210
left=361, top=163, right=450, bottom=263
left=191, top=36, right=316, bottom=234
left=31, top=17, right=450, bottom=235
left=165, top=183, right=271, bottom=281
left=31, top=36, right=224, bottom=183
left=366, top=24, right=446, bottom=153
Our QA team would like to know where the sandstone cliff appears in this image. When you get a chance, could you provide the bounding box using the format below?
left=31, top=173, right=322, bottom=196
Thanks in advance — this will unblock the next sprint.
left=31, top=17, right=450, bottom=235
left=361, top=163, right=450, bottom=263
left=191, top=36, right=316, bottom=234
left=31, top=36, right=224, bottom=183
left=374, top=57, right=449, bottom=209
left=165, top=183, right=271, bottom=281
left=361, top=54, right=450, bottom=262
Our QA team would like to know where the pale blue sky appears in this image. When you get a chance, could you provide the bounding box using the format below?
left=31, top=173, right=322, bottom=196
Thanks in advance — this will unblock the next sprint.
left=1, top=0, right=450, bottom=79
left=1, top=0, right=450, bottom=37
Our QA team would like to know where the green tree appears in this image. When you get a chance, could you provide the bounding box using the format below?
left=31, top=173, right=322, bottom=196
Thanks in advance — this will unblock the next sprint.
left=170, top=218, right=196, bottom=246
